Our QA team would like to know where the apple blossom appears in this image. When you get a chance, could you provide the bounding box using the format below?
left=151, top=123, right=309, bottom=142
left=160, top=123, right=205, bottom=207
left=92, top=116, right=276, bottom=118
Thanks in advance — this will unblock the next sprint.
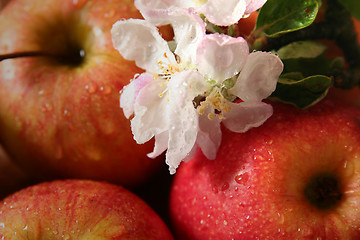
left=111, top=9, right=283, bottom=174
left=112, top=9, right=211, bottom=174
left=134, top=0, right=267, bottom=26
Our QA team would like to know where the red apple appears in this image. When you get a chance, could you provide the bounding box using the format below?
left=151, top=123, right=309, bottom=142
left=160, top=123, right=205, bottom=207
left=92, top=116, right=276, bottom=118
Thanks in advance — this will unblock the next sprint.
left=0, top=0, right=162, bottom=187
left=0, top=179, right=174, bottom=239
left=0, top=144, right=34, bottom=199
left=0, top=0, right=10, bottom=10
left=170, top=99, right=360, bottom=239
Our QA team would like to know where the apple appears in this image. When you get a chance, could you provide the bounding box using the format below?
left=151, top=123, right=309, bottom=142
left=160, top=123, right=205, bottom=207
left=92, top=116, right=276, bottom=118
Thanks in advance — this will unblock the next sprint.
left=0, top=0, right=10, bottom=10
left=0, top=179, right=174, bottom=239
left=0, top=0, right=163, bottom=187
left=0, top=144, right=35, bottom=199
left=169, top=98, right=360, bottom=239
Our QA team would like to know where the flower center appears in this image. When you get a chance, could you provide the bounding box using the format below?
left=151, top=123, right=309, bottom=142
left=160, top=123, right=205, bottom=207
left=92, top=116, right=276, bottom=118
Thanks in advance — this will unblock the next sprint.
left=153, top=52, right=181, bottom=100
left=197, top=88, right=231, bottom=120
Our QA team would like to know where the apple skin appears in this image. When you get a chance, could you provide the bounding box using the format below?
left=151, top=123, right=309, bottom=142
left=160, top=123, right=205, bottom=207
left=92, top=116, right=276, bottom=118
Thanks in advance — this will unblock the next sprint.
left=0, top=0, right=162, bottom=187
left=0, top=144, right=35, bottom=199
left=170, top=99, right=360, bottom=239
left=0, top=179, right=174, bottom=239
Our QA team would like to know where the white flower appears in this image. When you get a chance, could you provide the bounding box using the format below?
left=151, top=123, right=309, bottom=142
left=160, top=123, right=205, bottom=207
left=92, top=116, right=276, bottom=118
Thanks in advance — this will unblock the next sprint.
left=135, top=0, right=267, bottom=26
left=112, top=9, right=211, bottom=174
left=195, top=33, right=283, bottom=135
left=112, top=9, right=283, bottom=174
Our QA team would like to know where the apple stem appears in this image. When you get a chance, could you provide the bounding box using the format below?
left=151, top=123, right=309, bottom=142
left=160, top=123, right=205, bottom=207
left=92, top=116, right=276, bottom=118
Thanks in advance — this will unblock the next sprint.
left=0, top=51, right=69, bottom=62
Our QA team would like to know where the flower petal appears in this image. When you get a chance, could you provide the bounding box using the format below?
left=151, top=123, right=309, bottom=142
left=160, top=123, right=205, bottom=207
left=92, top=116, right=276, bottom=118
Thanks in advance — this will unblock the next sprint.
left=165, top=70, right=208, bottom=174
left=229, top=51, right=283, bottom=101
left=120, top=73, right=153, bottom=119
left=146, top=8, right=206, bottom=65
left=199, top=0, right=247, bottom=26
left=196, top=33, right=249, bottom=83
left=223, top=101, right=273, bottom=133
left=135, top=0, right=195, bottom=19
left=197, top=107, right=222, bottom=160
left=131, top=80, right=169, bottom=144
left=111, top=19, right=176, bottom=73
left=244, top=0, right=267, bottom=15
left=147, top=131, right=169, bottom=158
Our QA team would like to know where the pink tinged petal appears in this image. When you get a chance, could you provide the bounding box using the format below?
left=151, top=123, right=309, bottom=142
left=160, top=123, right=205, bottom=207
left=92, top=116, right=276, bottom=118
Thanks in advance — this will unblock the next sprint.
left=223, top=101, right=273, bottom=133
left=199, top=0, right=247, bottom=26
left=135, top=0, right=195, bottom=19
left=131, top=80, right=169, bottom=144
left=197, top=107, right=222, bottom=160
left=229, top=51, right=283, bottom=101
left=147, top=131, right=169, bottom=158
left=244, top=0, right=267, bottom=15
left=196, top=33, right=249, bottom=83
left=111, top=19, right=176, bottom=73
left=120, top=73, right=153, bottom=119
left=165, top=70, right=207, bottom=174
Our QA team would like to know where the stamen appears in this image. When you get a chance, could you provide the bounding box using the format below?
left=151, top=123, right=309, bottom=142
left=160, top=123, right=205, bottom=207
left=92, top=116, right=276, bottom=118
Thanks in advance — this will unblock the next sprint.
left=195, top=88, right=232, bottom=120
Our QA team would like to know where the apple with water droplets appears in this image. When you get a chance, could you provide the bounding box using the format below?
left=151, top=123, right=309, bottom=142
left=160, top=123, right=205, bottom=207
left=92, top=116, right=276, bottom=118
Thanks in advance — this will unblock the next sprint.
left=0, top=0, right=163, bottom=187
left=0, top=179, right=174, bottom=239
left=170, top=99, right=360, bottom=239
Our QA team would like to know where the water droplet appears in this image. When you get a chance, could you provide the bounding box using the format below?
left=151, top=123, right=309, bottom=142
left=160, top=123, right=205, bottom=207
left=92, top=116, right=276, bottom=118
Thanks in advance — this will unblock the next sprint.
left=221, top=182, right=229, bottom=191
left=63, top=109, right=71, bottom=117
left=223, top=220, right=228, bottom=225
left=278, top=212, right=285, bottom=224
left=345, top=145, right=353, bottom=152
left=38, top=89, right=44, bottom=95
left=212, top=186, right=218, bottom=194
left=42, top=103, right=53, bottom=112
left=343, top=160, right=355, bottom=178
left=22, top=226, right=28, bottom=231
left=235, top=172, right=249, bottom=185
left=104, top=9, right=115, bottom=18
left=99, top=85, right=112, bottom=95
left=62, top=233, right=71, bottom=240
left=85, top=83, right=97, bottom=94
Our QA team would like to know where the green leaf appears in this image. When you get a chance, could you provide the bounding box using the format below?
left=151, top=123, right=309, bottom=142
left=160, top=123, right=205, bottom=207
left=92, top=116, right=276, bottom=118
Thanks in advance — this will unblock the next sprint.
left=277, top=41, right=345, bottom=77
left=270, top=75, right=332, bottom=108
left=256, top=0, right=320, bottom=37
left=278, top=41, right=327, bottom=59
left=338, top=0, right=360, bottom=20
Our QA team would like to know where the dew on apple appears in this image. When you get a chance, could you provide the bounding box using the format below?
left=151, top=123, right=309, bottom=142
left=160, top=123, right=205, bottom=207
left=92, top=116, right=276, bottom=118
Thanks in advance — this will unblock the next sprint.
left=221, top=182, right=229, bottom=191
left=104, top=9, right=115, bottom=18
left=234, top=172, right=249, bottom=185
left=85, top=82, right=97, bottom=94
left=99, top=85, right=112, bottom=95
